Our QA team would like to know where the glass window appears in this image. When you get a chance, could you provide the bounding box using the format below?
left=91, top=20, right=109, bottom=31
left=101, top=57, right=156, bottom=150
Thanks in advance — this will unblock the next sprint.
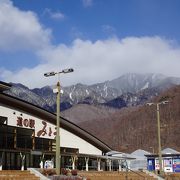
left=0, top=126, right=14, bottom=149
left=35, top=138, right=54, bottom=151
left=16, top=128, right=33, bottom=149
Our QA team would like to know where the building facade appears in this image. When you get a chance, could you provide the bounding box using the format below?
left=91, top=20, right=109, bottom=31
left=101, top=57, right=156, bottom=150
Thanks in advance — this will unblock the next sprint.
left=0, top=81, right=111, bottom=170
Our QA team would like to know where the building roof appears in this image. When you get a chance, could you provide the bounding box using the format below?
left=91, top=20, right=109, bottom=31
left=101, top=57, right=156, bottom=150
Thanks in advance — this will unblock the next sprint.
left=145, top=154, right=180, bottom=158
left=145, top=148, right=180, bottom=158
left=162, top=148, right=180, bottom=154
left=106, top=150, right=135, bottom=159
left=0, top=81, right=11, bottom=92
left=0, top=91, right=111, bottom=153
left=130, top=149, right=151, bottom=160
left=131, top=149, right=151, bottom=157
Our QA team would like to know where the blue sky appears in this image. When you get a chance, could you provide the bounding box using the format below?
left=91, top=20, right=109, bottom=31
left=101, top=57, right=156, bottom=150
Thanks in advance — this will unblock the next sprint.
left=12, top=0, right=180, bottom=44
left=1, top=0, right=180, bottom=88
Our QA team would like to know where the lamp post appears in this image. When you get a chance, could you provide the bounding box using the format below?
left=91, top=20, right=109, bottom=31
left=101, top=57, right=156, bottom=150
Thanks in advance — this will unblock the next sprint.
left=44, top=68, right=74, bottom=175
left=147, top=100, right=168, bottom=177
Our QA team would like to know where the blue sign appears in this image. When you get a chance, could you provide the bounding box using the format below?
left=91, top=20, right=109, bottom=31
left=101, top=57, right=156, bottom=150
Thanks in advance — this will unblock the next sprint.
left=147, top=159, right=155, bottom=171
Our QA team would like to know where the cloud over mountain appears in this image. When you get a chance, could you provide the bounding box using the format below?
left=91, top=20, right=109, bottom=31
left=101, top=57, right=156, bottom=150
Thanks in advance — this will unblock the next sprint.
left=3, top=36, right=180, bottom=89
left=1, top=0, right=180, bottom=89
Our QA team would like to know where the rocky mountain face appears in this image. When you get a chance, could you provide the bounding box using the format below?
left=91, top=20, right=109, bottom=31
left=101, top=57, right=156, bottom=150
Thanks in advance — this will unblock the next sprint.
left=4, top=73, right=180, bottom=112
left=60, top=73, right=180, bottom=106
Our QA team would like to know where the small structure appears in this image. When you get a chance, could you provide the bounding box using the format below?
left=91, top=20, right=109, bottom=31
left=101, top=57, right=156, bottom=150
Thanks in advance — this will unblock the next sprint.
left=146, top=148, right=180, bottom=173
left=105, top=151, right=135, bottom=171
left=130, top=149, right=151, bottom=170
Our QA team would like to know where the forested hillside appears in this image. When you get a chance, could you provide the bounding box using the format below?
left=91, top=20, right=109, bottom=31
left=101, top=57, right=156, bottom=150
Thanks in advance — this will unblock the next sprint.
left=78, top=85, right=180, bottom=152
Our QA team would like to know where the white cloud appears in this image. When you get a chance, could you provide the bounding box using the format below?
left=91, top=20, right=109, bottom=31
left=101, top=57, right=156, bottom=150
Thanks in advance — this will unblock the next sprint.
left=1, top=0, right=180, bottom=89
left=2, top=36, right=180, bottom=88
left=82, top=0, right=93, bottom=7
left=0, top=0, right=51, bottom=52
left=43, top=8, right=65, bottom=20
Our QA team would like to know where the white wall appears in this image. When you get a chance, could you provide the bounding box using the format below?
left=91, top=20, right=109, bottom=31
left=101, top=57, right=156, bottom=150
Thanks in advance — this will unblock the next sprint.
left=61, top=128, right=102, bottom=155
left=0, top=104, right=102, bottom=155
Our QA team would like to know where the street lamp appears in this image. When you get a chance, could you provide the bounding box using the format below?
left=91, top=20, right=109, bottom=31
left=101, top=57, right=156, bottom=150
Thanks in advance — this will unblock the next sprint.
left=44, top=68, right=74, bottom=175
left=147, top=100, right=169, bottom=177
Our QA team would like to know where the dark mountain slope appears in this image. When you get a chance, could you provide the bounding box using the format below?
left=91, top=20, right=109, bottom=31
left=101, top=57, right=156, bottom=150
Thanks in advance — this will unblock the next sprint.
left=61, top=104, right=118, bottom=124
left=79, top=85, right=180, bottom=153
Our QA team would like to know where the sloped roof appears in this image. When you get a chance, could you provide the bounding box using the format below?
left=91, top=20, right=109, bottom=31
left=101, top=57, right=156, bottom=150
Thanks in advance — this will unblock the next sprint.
left=106, top=150, right=123, bottom=156
left=0, top=81, right=11, bottom=92
left=131, top=149, right=151, bottom=157
left=0, top=92, right=111, bottom=153
left=145, top=148, right=180, bottom=158
left=162, top=148, right=180, bottom=154
left=106, top=151, right=135, bottom=159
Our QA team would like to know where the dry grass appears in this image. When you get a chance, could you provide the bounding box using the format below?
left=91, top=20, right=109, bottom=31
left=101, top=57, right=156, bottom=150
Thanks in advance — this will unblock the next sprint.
left=165, top=173, right=180, bottom=180
left=0, top=170, right=40, bottom=180
left=78, top=171, right=158, bottom=180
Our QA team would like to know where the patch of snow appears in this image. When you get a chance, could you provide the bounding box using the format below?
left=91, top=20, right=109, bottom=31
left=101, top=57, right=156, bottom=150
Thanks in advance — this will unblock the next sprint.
left=141, top=82, right=149, bottom=90
left=69, top=92, right=74, bottom=101
left=86, top=89, right=89, bottom=95
left=133, top=96, right=138, bottom=102
left=104, top=85, right=108, bottom=97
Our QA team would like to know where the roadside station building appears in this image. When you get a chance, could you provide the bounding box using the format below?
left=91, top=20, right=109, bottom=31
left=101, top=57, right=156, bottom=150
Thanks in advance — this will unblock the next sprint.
left=0, top=81, right=111, bottom=170
left=146, top=148, right=180, bottom=173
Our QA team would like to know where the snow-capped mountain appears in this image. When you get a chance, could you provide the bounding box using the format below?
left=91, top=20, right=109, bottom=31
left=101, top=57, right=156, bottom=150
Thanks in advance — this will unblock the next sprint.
left=4, top=73, right=180, bottom=112
left=62, top=73, right=180, bottom=104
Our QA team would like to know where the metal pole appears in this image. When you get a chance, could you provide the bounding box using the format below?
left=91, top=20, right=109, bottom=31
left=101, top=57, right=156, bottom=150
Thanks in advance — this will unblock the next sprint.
left=56, top=81, right=60, bottom=175
left=157, top=103, right=163, bottom=176
left=44, top=68, right=73, bottom=175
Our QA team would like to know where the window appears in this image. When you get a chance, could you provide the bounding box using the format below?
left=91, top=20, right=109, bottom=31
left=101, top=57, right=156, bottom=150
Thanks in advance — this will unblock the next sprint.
left=61, top=147, right=79, bottom=154
left=16, top=128, right=33, bottom=149
left=0, top=126, right=14, bottom=149
left=35, top=137, right=55, bottom=151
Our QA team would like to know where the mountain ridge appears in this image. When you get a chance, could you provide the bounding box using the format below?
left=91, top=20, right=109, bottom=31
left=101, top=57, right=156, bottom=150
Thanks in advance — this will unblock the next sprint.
left=4, top=73, right=180, bottom=112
